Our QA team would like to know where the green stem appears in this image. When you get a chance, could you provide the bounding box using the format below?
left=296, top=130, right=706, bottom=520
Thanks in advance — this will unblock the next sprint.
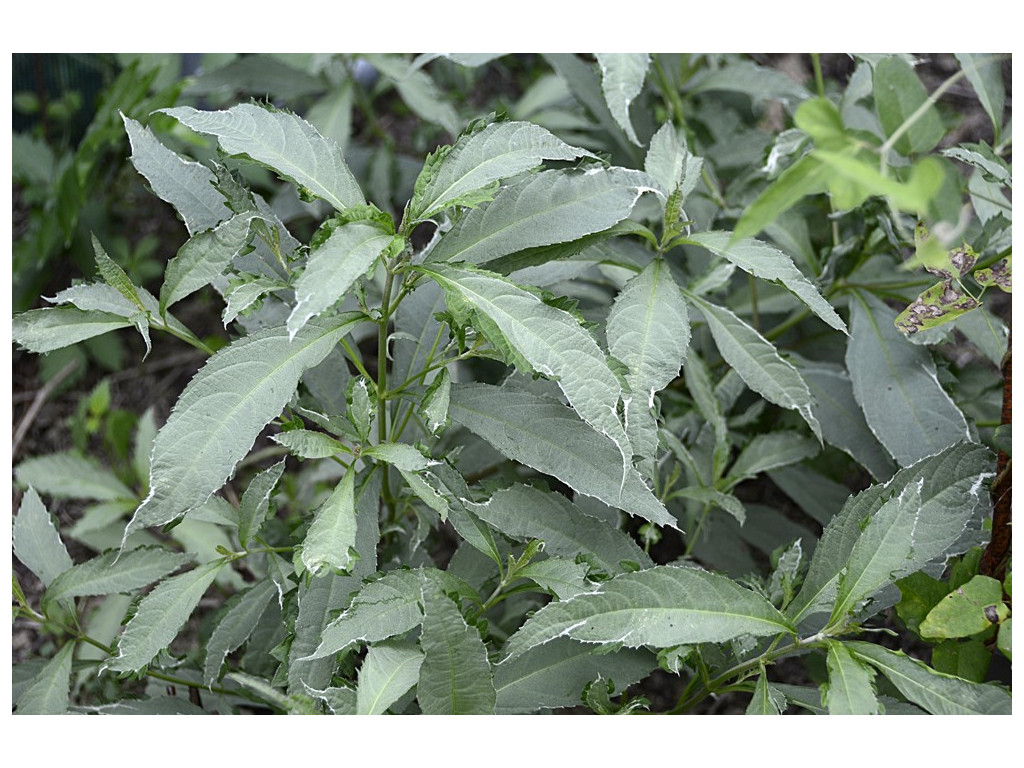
left=153, top=318, right=216, bottom=355
left=810, top=54, right=826, bottom=98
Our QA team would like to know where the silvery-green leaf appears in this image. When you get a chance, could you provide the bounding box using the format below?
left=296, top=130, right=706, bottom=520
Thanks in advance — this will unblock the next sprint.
left=727, top=431, right=818, bottom=485
left=847, top=291, right=970, bottom=467
left=13, top=488, right=73, bottom=588
left=686, top=59, right=809, bottom=107
left=467, top=483, right=651, bottom=575
left=105, top=559, right=227, bottom=673
left=356, top=641, right=424, bottom=715
left=746, top=669, right=786, bottom=714
left=687, top=293, right=821, bottom=439
left=362, top=442, right=434, bottom=472
left=287, top=221, right=395, bottom=339
left=363, top=54, right=460, bottom=135
left=15, top=642, right=74, bottom=715
left=238, top=460, right=286, bottom=547
left=515, top=557, right=594, bottom=600
left=824, top=639, right=880, bottom=714
left=391, top=279, right=446, bottom=392
left=43, top=547, right=191, bottom=611
left=595, top=53, right=650, bottom=145
left=502, top=565, right=795, bottom=661
left=287, top=572, right=359, bottom=693
left=449, top=383, right=675, bottom=529
left=417, top=590, right=495, bottom=714
left=270, top=430, right=347, bottom=460
left=132, top=407, right=159, bottom=495
left=423, top=263, right=633, bottom=483
left=419, top=367, right=451, bottom=436
left=644, top=122, right=703, bottom=199
left=494, top=638, right=655, bottom=714
left=15, top=453, right=135, bottom=502
left=126, top=315, right=362, bottom=537
left=955, top=54, right=1006, bottom=139
left=45, top=282, right=196, bottom=343
left=161, top=103, right=365, bottom=212
left=409, top=119, right=594, bottom=222
left=789, top=442, right=994, bottom=626
left=301, top=470, right=358, bottom=576
left=847, top=641, right=1010, bottom=715
left=203, top=580, right=277, bottom=686
left=686, top=231, right=846, bottom=332
left=425, top=167, right=658, bottom=266
left=73, top=698, right=206, bottom=715
left=122, top=114, right=227, bottom=234
left=222, top=275, right=286, bottom=327
left=12, top=306, right=133, bottom=354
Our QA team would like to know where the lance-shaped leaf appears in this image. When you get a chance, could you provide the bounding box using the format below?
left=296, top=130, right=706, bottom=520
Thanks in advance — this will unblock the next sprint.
left=13, top=488, right=74, bottom=588
left=161, top=104, right=365, bottom=212
left=425, top=167, right=658, bottom=266
left=122, top=114, right=227, bottom=235
left=422, top=263, right=634, bottom=483
left=595, top=53, right=650, bottom=145
left=684, top=231, right=846, bottom=332
left=686, top=293, right=821, bottom=439
left=789, top=442, right=994, bottom=626
left=606, top=258, right=690, bottom=477
left=846, top=641, right=1011, bottom=715
left=873, top=56, right=945, bottom=156
left=824, top=639, right=880, bottom=714
left=203, top=580, right=277, bottom=686
left=467, top=483, right=651, bottom=575
left=746, top=669, right=786, bottom=715
left=287, top=220, right=397, bottom=340
left=238, top=459, right=285, bottom=548
left=15, top=642, right=75, bottom=715
left=301, top=469, right=358, bottom=576
left=726, top=431, right=818, bottom=486
left=356, top=641, right=424, bottom=716
left=494, top=638, right=655, bottom=714
left=449, top=383, right=675, bottom=529
left=287, top=573, right=359, bottom=694
left=956, top=54, right=1006, bottom=139
left=126, top=314, right=363, bottom=537
left=409, top=119, right=594, bottom=222
left=105, top=559, right=227, bottom=673
left=12, top=306, right=134, bottom=354
left=417, top=590, right=496, bottom=714
left=644, top=122, right=703, bottom=199
left=502, top=565, right=795, bottom=661
left=848, top=291, right=970, bottom=467
left=160, top=211, right=262, bottom=315
left=43, top=547, right=192, bottom=611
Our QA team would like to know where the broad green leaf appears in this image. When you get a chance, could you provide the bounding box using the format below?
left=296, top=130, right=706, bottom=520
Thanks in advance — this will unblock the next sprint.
left=449, top=383, right=675, bottom=529
left=686, top=293, right=820, bottom=439
left=15, top=642, right=74, bottom=715
left=356, top=641, right=424, bottom=715
left=686, top=59, right=809, bottom=106
left=13, top=488, right=74, bottom=588
left=417, top=590, right=496, bottom=714
left=105, top=558, right=227, bottom=673
left=122, top=114, right=227, bottom=234
left=467, top=483, right=651, bottom=576
left=685, top=231, right=846, bottom=332
left=494, top=638, right=655, bottom=714
left=12, top=306, right=133, bottom=354
left=425, top=167, right=657, bottom=266
left=301, top=470, right=358, bottom=576
left=126, top=314, right=362, bottom=537
left=161, top=211, right=261, bottom=314
left=997, top=618, right=1011, bottom=661
left=409, top=119, right=593, bottom=221
left=824, top=639, right=880, bottom=714
left=727, top=431, right=818, bottom=485
left=956, top=54, right=1006, bottom=139
left=931, top=637, right=992, bottom=683
left=203, top=580, right=277, bottom=686
left=873, top=56, right=946, bottom=155
left=644, top=122, right=703, bottom=199
left=43, top=547, right=191, bottom=611
left=287, top=221, right=396, bottom=339
left=847, top=291, right=970, bottom=467
left=732, top=154, right=830, bottom=241
left=595, top=53, right=649, bottom=145
left=847, top=641, right=1011, bottom=715
left=794, top=96, right=847, bottom=148
left=161, top=104, right=365, bottom=212
left=306, top=80, right=353, bottom=150
left=502, top=565, right=795, bottom=661
left=746, top=669, right=786, bottom=715
left=794, top=358, right=897, bottom=481
left=307, top=568, right=474, bottom=660
left=812, top=150, right=943, bottom=214
left=789, top=442, right=994, bottom=626
left=919, top=575, right=1008, bottom=639
left=238, top=460, right=286, bottom=547
left=271, top=430, right=347, bottom=460
left=423, top=263, right=634, bottom=481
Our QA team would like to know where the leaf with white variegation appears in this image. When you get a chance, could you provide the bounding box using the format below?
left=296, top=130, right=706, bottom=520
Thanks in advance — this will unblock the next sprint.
left=746, top=669, right=786, bottom=714
left=126, top=314, right=363, bottom=538
left=644, top=122, right=703, bottom=199
left=301, top=470, right=358, bottom=576
left=15, top=642, right=74, bottom=715
left=13, top=488, right=74, bottom=588
left=502, top=565, right=795, bottom=661
left=686, top=292, right=821, bottom=439
left=105, top=559, right=227, bottom=673
left=595, top=53, right=650, bottom=145
left=425, top=167, right=658, bottom=266
left=161, top=104, right=365, bottom=213
left=824, top=639, right=880, bottom=714
left=409, top=119, right=594, bottom=222
left=449, top=383, right=675, bottom=529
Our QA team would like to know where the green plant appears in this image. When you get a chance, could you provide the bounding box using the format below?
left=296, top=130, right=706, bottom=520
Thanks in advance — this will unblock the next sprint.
left=12, top=53, right=1010, bottom=715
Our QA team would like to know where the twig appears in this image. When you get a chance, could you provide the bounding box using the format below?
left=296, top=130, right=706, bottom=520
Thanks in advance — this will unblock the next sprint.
left=12, top=359, right=80, bottom=458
